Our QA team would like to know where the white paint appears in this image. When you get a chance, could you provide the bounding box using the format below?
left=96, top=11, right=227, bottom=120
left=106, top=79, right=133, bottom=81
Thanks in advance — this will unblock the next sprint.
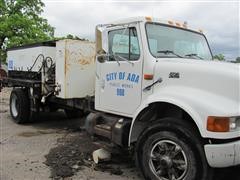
left=95, top=23, right=143, bottom=115
left=55, top=39, right=95, bottom=99
left=204, top=140, right=240, bottom=167
left=7, top=46, right=55, bottom=72
left=94, top=17, right=240, bottom=168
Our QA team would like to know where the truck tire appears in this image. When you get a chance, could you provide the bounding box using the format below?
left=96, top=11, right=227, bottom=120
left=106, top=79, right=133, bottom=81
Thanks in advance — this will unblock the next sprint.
left=136, top=118, right=213, bottom=180
left=64, top=109, right=84, bottom=119
left=10, top=88, right=30, bottom=124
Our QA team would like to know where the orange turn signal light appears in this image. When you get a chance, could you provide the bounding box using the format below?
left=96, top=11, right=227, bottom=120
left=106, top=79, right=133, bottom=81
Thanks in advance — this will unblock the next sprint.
left=182, top=24, right=187, bottom=28
left=207, top=116, right=230, bottom=132
left=144, top=74, right=154, bottom=80
left=175, top=22, right=181, bottom=27
left=168, top=20, right=174, bottom=25
left=145, top=16, right=152, bottom=21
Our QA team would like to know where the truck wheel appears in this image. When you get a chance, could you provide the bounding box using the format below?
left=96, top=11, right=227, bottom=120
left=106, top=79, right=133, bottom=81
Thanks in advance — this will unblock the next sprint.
left=64, top=109, right=84, bottom=119
left=10, top=88, right=30, bottom=124
left=136, top=118, right=213, bottom=180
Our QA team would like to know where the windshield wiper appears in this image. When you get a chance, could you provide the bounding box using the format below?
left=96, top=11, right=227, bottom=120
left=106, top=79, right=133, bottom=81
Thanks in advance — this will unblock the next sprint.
left=157, top=50, right=183, bottom=58
left=185, top=53, right=203, bottom=60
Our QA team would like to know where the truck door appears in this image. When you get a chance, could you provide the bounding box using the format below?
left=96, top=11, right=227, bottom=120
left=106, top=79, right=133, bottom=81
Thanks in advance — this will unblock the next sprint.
left=96, top=26, right=143, bottom=116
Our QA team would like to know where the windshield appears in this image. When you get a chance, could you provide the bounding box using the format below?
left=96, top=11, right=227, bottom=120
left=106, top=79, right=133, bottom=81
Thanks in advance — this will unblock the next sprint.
left=146, top=23, right=212, bottom=60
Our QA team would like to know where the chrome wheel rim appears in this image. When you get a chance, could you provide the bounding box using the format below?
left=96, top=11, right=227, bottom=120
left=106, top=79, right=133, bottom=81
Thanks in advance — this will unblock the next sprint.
left=11, top=94, right=18, bottom=117
left=149, top=140, right=188, bottom=180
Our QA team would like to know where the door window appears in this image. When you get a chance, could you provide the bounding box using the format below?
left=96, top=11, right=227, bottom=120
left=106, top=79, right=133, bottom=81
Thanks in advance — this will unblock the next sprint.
left=108, top=27, right=140, bottom=61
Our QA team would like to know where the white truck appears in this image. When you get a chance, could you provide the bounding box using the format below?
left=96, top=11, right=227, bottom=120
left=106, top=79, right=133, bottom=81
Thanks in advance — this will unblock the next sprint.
left=1, top=17, right=239, bottom=180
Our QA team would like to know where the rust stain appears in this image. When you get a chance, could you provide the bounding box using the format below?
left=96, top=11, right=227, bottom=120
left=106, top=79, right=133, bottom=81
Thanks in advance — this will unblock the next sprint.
left=79, top=59, right=90, bottom=65
left=68, top=47, right=95, bottom=67
left=61, top=40, right=96, bottom=98
left=65, top=49, right=70, bottom=73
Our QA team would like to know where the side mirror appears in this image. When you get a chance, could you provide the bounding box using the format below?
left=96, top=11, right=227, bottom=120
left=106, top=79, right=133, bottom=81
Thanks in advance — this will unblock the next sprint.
left=97, top=54, right=108, bottom=63
left=95, top=25, right=108, bottom=63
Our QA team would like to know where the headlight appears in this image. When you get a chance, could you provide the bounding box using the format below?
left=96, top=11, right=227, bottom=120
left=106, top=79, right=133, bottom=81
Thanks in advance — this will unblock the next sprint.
left=229, top=117, right=240, bottom=131
left=207, top=116, right=240, bottom=132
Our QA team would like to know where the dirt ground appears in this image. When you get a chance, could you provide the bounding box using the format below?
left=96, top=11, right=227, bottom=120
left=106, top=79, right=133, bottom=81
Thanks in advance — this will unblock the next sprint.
left=0, top=88, right=239, bottom=180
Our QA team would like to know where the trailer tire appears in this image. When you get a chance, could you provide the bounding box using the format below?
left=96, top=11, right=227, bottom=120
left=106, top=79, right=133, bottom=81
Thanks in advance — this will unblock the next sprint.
left=136, top=118, right=213, bottom=180
left=10, top=88, right=30, bottom=124
left=64, top=109, right=84, bottom=119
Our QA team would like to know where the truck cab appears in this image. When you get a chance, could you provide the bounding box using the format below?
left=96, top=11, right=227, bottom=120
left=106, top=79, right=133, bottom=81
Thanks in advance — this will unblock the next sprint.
left=2, top=16, right=240, bottom=180
left=94, top=17, right=240, bottom=179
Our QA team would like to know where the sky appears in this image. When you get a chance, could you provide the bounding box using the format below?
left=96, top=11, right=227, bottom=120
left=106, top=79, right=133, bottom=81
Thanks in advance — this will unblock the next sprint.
left=42, top=0, right=239, bottom=60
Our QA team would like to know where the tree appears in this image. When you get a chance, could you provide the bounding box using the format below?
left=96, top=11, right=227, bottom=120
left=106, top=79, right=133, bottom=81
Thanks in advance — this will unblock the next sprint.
left=236, top=57, right=240, bottom=63
left=0, top=0, right=54, bottom=64
left=213, top=54, right=225, bottom=61
left=54, top=34, right=88, bottom=41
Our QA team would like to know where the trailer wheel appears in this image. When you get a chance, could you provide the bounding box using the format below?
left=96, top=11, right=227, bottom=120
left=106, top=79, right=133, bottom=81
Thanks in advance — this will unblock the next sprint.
left=64, top=109, right=84, bottom=119
left=10, top=88, right=30, bottom=124
left=136, top=118, right=213, bottom=180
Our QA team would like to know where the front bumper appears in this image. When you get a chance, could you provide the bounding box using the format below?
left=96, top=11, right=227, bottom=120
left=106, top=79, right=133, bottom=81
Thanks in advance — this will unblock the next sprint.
left=204, top=140, right=240, bottom=168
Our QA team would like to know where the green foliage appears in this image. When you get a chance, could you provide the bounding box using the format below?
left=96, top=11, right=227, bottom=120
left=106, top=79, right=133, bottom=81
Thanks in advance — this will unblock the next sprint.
left=54, top=34, right=88, bottom=41
left=236, top=57, right=240, bottom=63
left=0, top=0, right=54, bottom=64
left=213, top=54, right=225, bottom=61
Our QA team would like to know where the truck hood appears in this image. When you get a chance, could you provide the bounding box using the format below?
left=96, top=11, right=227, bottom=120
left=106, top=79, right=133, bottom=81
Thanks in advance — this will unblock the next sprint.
left=154, top=58, right=240, bottom=113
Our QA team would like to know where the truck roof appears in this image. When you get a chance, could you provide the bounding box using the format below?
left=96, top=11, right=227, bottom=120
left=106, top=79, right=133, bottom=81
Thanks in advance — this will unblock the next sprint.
left=106, top=16, right=203, bottom=34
